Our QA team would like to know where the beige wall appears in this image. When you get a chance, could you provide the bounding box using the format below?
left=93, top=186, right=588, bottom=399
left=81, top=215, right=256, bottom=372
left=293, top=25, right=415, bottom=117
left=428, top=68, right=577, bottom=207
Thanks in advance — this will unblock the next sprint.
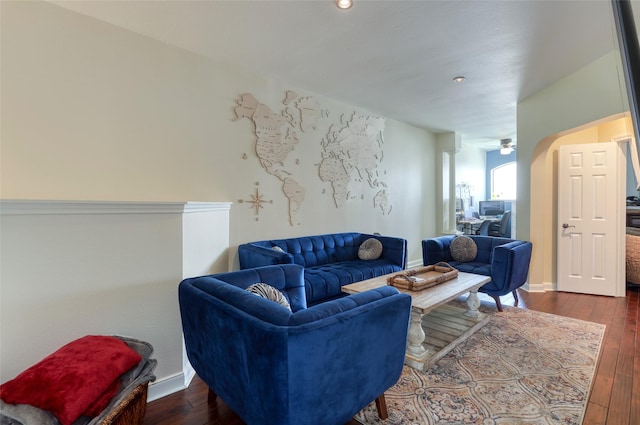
left=4, top=0, right=636, bottom=394
left=0, top=0, right=437, bottom=389
left=528, top=118, right=631, bottom=292
left=517, top=49, right=633, bottom=290
left=1, top=0, right=437, bottom=260
left=517, top=51, right=629, bottom=241
left=0, top=201, right=230, bottom=400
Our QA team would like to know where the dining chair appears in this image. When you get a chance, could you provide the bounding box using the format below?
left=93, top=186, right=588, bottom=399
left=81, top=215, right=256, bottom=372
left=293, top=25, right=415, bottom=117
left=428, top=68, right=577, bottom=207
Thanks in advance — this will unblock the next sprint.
left=489, top=210, right=511, bottom=237
left=476, top=220, right=492, bottom=236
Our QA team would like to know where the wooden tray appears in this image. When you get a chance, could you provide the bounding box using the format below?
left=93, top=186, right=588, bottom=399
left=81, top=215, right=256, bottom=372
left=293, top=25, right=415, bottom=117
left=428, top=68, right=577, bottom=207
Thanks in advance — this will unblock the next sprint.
left=387, top=262, right=458, bottom=291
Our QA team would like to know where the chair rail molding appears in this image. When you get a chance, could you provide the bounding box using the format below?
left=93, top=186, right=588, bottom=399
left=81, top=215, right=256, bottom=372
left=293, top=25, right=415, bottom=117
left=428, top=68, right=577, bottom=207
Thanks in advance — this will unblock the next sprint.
left=0, top=199, right=232, bottom=215
left=0, top=199, right=231, bottom=402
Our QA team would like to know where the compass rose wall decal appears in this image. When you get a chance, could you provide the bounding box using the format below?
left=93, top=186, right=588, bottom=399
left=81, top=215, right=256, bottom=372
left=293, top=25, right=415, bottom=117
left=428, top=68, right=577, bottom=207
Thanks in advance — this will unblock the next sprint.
left=238, top=183, right=273, bottom=221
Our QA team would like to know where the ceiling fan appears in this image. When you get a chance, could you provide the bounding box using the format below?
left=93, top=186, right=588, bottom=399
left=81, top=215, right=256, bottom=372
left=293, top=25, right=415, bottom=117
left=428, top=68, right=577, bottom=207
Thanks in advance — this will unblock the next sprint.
left=500, top=139, right=516, bottom=155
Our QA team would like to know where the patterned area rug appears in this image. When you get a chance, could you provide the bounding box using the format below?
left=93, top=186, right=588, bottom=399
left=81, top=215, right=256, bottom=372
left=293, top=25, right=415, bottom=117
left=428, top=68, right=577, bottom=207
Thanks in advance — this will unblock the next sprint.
left=355, top=306, right=605, bottom=425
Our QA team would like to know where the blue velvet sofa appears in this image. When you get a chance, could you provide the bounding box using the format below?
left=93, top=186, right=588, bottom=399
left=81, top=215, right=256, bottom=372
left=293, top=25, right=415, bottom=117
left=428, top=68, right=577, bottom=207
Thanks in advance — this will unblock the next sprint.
left=422, top=235, right=533, bottom=311
left=178, top=264, right=412, bottom=425
left=238, top=232, right=407, bottom=305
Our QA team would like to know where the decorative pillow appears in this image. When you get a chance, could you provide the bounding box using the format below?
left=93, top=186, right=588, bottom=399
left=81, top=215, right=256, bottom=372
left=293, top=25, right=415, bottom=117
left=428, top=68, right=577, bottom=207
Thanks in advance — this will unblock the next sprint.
left=358, top=238, right=383, bottom=260
left=246, top=283, right=292, bottom=311
left=450, top=235, right=477, bottom=262
left=0, top=335, right=142, bottom=425
left=271, top=245, right=285, bottom=253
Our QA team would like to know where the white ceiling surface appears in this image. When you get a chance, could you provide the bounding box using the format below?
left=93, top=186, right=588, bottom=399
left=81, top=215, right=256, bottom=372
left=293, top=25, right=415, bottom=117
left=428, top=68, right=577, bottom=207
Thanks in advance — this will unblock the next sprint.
left=50, top=0, right=623, bottom=149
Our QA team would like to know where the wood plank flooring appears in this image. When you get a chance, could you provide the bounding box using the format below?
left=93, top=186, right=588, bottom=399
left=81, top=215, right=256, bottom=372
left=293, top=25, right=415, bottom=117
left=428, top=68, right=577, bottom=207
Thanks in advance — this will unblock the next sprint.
left=142, top=287, right=639, bottom=425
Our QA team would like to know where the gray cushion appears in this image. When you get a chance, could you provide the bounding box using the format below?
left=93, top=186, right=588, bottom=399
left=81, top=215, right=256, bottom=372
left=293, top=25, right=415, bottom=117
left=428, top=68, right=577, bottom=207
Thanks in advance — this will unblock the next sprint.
left=450, top=236, right=477, bottom=262
left=246, top=283, right=292, bottom=311
left=358, top=238, right=383, bottom=260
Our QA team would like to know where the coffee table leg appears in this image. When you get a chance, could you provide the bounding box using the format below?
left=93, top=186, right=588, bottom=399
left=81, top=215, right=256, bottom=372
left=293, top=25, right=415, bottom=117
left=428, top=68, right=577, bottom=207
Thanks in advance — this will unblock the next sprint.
left=407, top=311, right=428, bottom=357
left=464, top=290, right=481, bottom=317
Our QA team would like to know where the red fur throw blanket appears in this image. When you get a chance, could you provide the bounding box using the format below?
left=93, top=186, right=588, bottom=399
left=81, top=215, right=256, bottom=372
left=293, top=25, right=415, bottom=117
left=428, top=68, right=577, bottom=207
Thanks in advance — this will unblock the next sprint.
left=0, top=335, right=142, bottom=425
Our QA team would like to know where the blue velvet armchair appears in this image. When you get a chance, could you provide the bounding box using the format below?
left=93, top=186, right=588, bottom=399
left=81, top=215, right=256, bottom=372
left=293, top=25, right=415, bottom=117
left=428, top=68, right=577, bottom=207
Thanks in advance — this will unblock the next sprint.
left=178, top=264, right=412, bottom=425
left=422, top=235, right=532, bottom=311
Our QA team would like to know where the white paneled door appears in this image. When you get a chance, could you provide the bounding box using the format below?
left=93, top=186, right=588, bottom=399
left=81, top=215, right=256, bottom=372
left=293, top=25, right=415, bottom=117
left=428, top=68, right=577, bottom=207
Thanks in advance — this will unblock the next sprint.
left=557, top=142, right=623, bottom=296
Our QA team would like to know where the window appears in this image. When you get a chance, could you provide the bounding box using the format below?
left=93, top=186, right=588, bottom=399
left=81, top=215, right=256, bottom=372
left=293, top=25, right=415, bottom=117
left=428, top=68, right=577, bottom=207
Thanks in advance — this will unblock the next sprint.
left=491, top=162, right=517, bottom=199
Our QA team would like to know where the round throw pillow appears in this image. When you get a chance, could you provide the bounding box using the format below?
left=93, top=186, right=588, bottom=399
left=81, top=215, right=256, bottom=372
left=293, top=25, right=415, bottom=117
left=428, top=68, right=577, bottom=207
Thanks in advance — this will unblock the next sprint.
left=358, top=238, right=383, bottom=260
left=246, top=283, right=292, bottom=311
left=450, top=235, right=477, bottom=262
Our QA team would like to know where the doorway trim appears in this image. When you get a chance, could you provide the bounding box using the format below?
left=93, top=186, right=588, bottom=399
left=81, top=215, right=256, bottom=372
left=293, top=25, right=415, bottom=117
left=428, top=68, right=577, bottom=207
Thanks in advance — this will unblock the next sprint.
left=528, top=113, right=631, bottom=295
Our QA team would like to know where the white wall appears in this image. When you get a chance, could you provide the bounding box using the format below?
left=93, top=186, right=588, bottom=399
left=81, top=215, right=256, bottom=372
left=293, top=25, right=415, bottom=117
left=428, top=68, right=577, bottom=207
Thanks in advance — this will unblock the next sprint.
left=1, top=1, right=436, bottom=263
left=517, top=51, right=631, bottom=290
left=517, top=51, right=630, bottom=242
left=455, top=141, right=487, bottom=206
left=0, top=201, right=231, bottom=401
left=626, top=142, right=639, bottom=196
left=0, top=0, right=437, bottom=390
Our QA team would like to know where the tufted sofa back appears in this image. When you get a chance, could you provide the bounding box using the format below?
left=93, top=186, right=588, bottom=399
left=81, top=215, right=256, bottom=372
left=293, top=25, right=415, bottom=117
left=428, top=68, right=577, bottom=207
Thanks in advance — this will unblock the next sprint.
left=257, top=233, right=367, bottom=267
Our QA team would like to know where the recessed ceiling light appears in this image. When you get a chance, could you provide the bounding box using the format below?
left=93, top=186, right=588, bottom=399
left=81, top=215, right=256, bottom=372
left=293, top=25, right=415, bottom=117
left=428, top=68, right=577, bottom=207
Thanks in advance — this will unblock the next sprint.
left=335, top=0, right=353, bottom=10
left=453, top=76, right=466, bottom=83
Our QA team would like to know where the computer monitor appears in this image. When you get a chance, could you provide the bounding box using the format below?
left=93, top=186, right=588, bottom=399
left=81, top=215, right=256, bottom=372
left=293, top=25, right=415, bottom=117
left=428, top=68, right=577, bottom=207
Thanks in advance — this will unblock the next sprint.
left=479, top=200, right=505, bottom=216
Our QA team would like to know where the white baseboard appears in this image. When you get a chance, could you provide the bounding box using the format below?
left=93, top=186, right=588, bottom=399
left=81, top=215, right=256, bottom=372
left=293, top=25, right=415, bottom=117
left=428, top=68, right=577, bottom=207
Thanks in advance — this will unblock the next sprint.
left=147, top=363, right=196, bottom=402
left=407, top=259, right=423, bottom=269
left=524, top=281, right=550, bottom=292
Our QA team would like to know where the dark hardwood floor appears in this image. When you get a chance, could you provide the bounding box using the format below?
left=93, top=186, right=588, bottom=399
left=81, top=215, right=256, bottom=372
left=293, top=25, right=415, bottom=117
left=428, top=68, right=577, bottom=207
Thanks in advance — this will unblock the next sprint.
left=142, top=287, right=639, bottom=425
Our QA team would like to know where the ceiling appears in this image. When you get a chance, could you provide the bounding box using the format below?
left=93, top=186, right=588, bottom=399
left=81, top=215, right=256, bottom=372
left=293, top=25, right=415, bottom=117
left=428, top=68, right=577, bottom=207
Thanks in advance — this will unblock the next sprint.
left=49, top=0, right=626, bottom=150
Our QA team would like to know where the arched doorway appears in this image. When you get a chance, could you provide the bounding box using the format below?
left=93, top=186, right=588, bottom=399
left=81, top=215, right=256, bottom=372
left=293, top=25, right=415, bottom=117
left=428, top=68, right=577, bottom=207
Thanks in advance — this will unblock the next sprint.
left=528, top=114, right=633, bottom=294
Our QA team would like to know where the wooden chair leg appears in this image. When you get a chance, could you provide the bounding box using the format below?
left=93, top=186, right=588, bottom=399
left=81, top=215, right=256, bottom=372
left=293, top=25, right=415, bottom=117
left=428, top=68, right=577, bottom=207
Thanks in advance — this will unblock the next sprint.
left=491, top=295, right=504, bottom=312
left=512, top=289, right=519, bottom=307
left=208, top=387, right=217, bottom=403
left=375, top=394, right=388, bottom=420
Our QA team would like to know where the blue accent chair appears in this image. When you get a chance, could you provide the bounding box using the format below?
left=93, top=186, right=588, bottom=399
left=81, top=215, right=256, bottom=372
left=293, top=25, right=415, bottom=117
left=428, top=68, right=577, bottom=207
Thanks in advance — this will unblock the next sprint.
left=178, top=264, right=412, bottom=425
left=422, top=235, right=532, bottom=311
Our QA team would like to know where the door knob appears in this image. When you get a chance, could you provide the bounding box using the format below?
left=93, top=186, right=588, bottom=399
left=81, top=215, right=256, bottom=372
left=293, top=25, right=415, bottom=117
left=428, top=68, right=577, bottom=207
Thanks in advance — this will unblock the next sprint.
left=562, top=223, right=575, bottom=229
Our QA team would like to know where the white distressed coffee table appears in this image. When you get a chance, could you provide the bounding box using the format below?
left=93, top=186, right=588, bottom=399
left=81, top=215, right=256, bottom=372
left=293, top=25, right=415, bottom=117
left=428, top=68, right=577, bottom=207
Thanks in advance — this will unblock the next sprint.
left=342, top=271, right=491, bottom=370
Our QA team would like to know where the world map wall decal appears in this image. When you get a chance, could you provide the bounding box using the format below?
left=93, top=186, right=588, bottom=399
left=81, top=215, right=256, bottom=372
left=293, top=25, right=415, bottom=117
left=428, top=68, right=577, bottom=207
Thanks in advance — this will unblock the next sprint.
left=234, top=92, right=307, bottom=226
left=233, top=90, right=392, bottom=226
left=318, top=112, right=391, bottom=214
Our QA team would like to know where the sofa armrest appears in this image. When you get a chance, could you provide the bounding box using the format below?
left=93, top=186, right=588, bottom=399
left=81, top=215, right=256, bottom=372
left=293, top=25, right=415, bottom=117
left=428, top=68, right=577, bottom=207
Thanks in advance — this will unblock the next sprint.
left=179, top=278, right=411, bottom=425
left=238, top=243, right=295, bottom=269
left=421, top=236, right=456, bottom=265
left=209, top=264, right=307, bottom=312
left=372, top=235, right=408, bottom=268
left=489, top=240, right=533, bottom=294
left=286, top=287, right=411, bottom=423
left=179, top=279, right=295, bottom=424
left=288, top=286, right=405, bottom=325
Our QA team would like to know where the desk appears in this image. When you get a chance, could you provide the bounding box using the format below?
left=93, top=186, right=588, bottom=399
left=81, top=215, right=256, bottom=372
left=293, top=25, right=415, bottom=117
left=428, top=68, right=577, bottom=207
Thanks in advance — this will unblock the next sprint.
left=457, top=218, right=498, bottom=234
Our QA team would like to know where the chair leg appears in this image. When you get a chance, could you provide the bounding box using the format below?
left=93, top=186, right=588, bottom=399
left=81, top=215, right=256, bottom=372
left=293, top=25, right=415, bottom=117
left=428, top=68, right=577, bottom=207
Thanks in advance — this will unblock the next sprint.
left=208, top=387, right=217, bottom=403
left=375, top=394, right=388, bottom=420
left=491, top=295, right=504, bottom=312
left=512, top=289, right=519, bottom=307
